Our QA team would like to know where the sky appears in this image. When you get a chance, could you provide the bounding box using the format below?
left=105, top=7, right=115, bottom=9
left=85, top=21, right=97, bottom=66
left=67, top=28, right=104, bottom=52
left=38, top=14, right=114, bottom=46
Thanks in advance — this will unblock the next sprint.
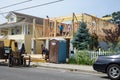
left=0, top=0, right=120, bottom=23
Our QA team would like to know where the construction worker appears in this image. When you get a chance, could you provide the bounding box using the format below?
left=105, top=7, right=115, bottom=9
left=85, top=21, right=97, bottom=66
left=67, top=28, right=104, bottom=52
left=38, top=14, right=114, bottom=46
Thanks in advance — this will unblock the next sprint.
left=44, top=48, right=49, bottom=61
left=58, top=24, right=64, bottom=36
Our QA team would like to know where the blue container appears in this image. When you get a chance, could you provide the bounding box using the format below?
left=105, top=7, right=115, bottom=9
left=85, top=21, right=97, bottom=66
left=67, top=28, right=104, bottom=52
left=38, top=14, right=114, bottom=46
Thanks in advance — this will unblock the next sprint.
left=49, top=38, right=66, bottom=63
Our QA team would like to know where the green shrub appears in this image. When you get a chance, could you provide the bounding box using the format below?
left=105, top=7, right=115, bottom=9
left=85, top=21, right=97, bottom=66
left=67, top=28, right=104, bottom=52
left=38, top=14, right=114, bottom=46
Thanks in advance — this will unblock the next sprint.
left=68, top=50, right=94, bottom=65
left=68, top=56, right=77, bottom=64
left=76, top=51, right=94, bottom=65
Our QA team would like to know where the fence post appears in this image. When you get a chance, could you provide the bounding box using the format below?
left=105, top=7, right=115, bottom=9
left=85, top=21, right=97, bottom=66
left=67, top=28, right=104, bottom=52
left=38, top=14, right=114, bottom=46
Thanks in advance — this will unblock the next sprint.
left=99, top=48, right=101, bottom=55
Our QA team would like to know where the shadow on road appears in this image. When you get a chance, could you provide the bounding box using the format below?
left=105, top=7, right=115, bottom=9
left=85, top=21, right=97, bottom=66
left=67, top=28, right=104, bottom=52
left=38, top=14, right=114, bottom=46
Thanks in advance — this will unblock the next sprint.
left=101, top=76, right=110, bottom=80
left=0, top=62, right=8, bottom=66
left=0, top=62, right=32, bottom=68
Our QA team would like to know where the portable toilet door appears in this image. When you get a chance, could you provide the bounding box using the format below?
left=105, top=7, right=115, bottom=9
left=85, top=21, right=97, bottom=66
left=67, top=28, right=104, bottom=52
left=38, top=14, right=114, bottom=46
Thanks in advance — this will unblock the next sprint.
left=49, top=39, right=59, bottom=63
left=0, top=41, right=4, bottom=59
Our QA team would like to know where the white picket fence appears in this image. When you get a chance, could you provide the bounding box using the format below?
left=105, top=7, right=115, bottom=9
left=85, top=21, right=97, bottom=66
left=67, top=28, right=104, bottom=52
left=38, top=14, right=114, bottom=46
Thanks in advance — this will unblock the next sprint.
left=87, top=50, right=111, bottom=60
left=75, top=49, right=113, bottom=60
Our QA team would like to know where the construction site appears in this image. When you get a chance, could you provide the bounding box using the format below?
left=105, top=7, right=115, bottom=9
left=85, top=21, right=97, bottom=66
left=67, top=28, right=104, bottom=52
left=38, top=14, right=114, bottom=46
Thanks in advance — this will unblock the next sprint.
left=0, top=12, right=118, bottom=64
left=31, top=12, right=117, bottom=63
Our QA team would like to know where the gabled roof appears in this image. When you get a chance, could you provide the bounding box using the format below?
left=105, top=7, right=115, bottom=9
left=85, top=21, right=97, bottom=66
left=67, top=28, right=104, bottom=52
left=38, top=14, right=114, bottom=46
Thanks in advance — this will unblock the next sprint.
left=12, top=11, right=44, bottom=25
left=0, top=11, right=44, bottom=27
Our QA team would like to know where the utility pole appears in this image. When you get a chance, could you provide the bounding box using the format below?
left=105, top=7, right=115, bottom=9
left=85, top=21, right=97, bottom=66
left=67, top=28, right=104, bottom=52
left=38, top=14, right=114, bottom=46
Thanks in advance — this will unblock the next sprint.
left=72, top=13, right=74, bottom=37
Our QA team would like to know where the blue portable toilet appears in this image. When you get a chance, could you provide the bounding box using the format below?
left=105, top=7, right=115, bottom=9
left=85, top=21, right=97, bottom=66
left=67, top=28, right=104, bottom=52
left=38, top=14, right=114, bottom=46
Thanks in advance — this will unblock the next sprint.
left=49, top=38, right=66, bottom=63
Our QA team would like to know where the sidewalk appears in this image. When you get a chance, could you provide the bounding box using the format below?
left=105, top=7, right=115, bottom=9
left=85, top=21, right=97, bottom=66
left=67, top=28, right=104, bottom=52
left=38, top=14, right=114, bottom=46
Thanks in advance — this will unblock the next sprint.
left=0, top=59, right=96, bottom=73
left=31, top=62, right=96, bottom=73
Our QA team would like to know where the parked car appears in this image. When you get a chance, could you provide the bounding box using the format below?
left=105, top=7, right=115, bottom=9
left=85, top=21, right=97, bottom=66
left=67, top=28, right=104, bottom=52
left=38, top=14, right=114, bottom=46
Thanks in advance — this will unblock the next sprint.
left=93, top=53, right=120, bottom=80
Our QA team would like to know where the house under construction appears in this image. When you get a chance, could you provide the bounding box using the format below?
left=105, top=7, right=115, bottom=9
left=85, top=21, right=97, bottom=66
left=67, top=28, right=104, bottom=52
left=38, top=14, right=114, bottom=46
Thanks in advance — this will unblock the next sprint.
left=32, top=13, right=117, bottom=58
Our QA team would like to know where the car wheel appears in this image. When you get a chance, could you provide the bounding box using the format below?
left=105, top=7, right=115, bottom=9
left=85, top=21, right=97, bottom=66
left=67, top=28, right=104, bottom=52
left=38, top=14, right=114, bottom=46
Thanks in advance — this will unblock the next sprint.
left=107, top=64, right=120, bottom=80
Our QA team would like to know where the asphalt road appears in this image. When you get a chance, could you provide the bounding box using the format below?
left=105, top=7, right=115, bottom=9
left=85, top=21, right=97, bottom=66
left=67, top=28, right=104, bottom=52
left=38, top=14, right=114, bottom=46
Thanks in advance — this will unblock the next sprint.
left=0, top=66, right=110, bottom=80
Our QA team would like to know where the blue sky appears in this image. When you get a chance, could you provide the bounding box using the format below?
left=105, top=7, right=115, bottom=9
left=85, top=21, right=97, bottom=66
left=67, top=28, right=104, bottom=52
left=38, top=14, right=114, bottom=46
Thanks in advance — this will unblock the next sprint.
left=0, top=0, right=120, bottom=23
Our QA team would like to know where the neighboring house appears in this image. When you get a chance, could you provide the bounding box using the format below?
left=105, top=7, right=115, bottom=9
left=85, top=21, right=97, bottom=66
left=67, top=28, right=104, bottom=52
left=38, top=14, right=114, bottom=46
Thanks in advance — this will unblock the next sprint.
left=0, top=11, right=43, bottom=54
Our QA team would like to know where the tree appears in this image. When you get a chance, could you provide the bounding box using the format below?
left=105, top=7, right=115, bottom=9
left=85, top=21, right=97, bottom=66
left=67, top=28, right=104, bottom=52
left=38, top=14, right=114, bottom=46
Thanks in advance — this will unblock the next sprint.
left=111, top=11, right=120, bottom=25
left=89, top=33, right=98, bottom=50
left=102, top=11, right=120, bottom=25
left=102, top=14, right=111, bottom=18
left=103, top=25, right=120, bottom=50
left=71, top=21, right=91, bottom=50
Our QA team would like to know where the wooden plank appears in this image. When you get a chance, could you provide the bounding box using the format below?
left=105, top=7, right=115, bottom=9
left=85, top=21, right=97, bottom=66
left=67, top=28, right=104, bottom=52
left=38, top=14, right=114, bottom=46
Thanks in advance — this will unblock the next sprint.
left=33, top=36, right=72, bottom=41
left=54, top=20, right=57, bottom=37
left=43, top=19, right=46, bottom=37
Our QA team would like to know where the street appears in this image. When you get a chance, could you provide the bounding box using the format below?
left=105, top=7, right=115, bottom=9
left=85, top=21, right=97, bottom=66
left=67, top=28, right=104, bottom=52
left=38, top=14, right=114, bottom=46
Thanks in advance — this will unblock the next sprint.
left=0, top=66, right=110, bottom=80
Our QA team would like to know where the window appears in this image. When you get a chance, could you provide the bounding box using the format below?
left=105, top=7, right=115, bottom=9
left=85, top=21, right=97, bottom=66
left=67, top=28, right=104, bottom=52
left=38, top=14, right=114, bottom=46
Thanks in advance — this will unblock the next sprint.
left=10, top=17, right=14, bottom=22
left=8, top=15, right=16, bottom=23
left=16, top=28, right=20, bottom=34
left=1, top=33, right=4, bottom=36
left=11, top=29, right=14, bottom=35
left=28, top=27, right=30, bottom=34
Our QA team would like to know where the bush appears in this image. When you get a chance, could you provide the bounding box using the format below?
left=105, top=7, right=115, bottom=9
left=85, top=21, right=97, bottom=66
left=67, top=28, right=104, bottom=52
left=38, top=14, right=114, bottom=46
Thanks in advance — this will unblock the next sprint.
left=76, top=51, right=94, bottom=65
left=68, top=56, right=77, bottom=64
left=68, top=50, right=94, bottom=65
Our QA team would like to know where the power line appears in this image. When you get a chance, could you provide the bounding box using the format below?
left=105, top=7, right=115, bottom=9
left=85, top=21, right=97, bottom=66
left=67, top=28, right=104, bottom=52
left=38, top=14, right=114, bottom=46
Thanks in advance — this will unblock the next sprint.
left=0, top=0, right=32, bottom=9
left=0, top=10, right=5, bottom=18
left=0, top=0, right=64, bottom=15
left=0, top=0, right=32, bottom=18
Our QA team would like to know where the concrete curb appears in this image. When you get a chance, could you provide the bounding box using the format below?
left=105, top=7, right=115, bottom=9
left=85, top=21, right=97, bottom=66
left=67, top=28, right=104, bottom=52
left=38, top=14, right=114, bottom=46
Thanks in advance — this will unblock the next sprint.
left=0, top=61, right=98, bottom=74
left=31, top=62, right=97, bottom=73
left=37, top=65, right=96, bottom=73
